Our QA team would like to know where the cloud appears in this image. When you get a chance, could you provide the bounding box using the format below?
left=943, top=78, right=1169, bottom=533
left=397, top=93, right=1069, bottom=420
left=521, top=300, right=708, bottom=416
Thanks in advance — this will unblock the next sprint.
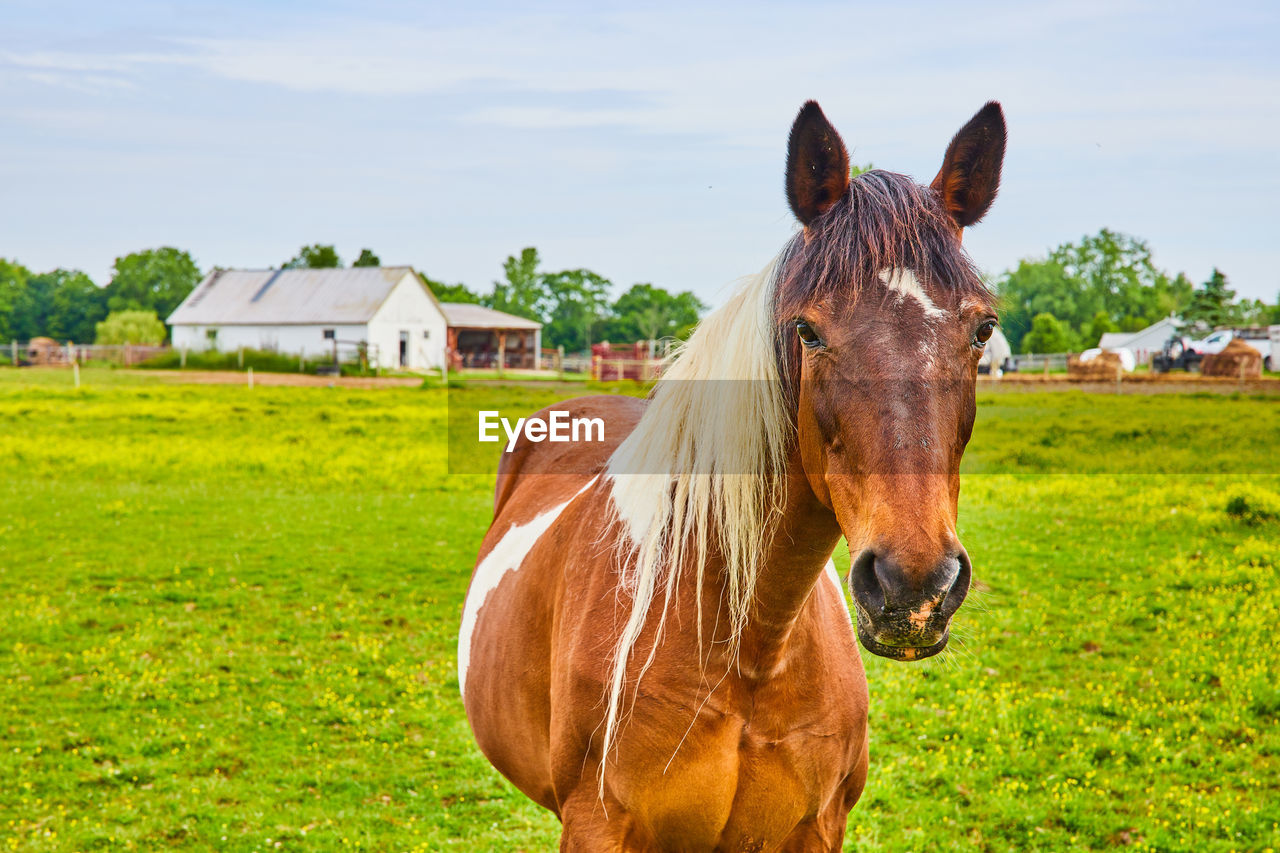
left=3, top=1, right=1279, bottom=300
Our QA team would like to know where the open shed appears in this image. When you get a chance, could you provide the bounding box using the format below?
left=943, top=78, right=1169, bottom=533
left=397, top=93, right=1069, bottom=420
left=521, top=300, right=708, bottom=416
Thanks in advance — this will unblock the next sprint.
left=440, top=304, right=542, bottom=369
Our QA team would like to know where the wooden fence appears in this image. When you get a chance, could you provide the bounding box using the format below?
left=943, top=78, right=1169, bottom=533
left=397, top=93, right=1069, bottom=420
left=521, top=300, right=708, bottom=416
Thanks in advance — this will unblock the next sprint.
left=6, top=341, right=170, bottom=366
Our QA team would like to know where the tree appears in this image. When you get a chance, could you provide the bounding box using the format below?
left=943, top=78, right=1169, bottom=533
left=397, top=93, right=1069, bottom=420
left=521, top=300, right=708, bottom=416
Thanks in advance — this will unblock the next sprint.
left=41, top=270, right=106, bottom=343
left=1020, top=312, right=1076, bottom=354
left=996, top=229, right=1193, bottom=351
left=283, top=244, right=342, bottom=269
left=105, top=248, right=201, bottom=323
left=422, top=274, right=482, bottom=304
left=541, top=269, right=612, bottom=351
left=1082, top=310, right=1118, bottom=348
left=488, top=248, right=544, bottom=321
left=9, top=269, right=53, bottom=341
left=352, top=248, right=381, bottom=267
left=1236, top=298, right=1271, bottom=326
left=0, top=261, right=106, bottom=343
left=994, top=259, right=1075, bottom=350
left=606, top=283, right=705, bottom=342
left=1183, top=268, right=1237, bottom=329
left=95, top=310, right=167, bottom=345
left=0, top=259, right=30, bottom=341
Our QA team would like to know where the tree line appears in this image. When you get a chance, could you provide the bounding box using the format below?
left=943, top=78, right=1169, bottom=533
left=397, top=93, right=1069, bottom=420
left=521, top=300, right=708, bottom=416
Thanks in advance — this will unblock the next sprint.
left=2, top=232, right=1277, bottom=353
left=0, top=243, right=705, bottom=352
left=425, top=247, right=705, bottom=351
left=998, top=229, right=1279, bottom=353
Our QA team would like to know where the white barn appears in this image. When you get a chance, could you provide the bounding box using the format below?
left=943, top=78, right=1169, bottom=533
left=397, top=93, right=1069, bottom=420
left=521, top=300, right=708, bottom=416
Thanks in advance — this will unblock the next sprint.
left=1097, top=315, right=1181, bottom=362
left=167, top=267, right=542, bottom=371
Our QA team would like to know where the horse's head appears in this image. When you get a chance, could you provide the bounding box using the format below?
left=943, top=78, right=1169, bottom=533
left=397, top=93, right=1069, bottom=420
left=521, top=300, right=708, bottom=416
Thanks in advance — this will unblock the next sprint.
left=776, top=101, right=1005, bottom=661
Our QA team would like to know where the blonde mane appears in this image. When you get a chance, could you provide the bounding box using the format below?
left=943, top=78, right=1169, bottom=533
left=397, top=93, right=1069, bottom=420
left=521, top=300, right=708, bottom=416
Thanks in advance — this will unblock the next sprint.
left=600, top=256, right=792, bottom=791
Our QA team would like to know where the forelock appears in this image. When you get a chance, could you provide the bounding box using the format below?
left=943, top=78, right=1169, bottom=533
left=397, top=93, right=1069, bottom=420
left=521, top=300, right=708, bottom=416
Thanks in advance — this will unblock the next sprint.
left=773, top=170, right=987, bottom=319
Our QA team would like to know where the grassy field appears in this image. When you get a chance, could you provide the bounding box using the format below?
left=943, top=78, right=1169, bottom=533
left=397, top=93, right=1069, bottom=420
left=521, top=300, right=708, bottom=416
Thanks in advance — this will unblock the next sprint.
left=1, top=367, right=1278, bottom=852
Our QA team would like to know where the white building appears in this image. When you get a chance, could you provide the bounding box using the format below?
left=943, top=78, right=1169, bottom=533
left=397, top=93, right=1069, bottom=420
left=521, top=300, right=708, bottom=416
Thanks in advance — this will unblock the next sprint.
left=167, top=267, right=541, bottom=371
left=978, top=326, right=1012, bottom=374
left=1097, top=316, right=1181, bottom=363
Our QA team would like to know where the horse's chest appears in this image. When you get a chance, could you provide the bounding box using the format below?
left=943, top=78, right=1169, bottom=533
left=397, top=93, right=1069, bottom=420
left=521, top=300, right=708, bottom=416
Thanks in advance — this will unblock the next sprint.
left=615, top=690, right=865, bottom=850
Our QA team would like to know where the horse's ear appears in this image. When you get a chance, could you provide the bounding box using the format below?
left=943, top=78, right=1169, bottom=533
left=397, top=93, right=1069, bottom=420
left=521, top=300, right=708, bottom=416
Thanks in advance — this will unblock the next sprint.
left=786, top=101, right=850, bottom=227
left=931, top=101, right=1006, bottom=229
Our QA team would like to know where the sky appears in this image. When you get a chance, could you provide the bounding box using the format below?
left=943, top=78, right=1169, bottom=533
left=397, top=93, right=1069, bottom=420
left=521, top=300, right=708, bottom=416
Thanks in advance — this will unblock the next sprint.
left=3, top=0, right=1279, bottom=307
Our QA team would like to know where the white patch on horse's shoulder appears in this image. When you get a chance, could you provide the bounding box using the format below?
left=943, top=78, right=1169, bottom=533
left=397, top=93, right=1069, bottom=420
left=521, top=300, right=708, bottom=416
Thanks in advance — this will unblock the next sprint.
left=604, top=471, right=667, bottom=547
left=457, top=475, right=598, bottom=697
left=879, top=268, right=946, bottom=319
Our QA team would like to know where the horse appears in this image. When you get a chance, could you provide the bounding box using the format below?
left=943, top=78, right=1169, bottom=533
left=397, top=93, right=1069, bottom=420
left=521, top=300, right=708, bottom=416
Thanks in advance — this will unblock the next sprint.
left=458, top=99, right=1006, bottom=851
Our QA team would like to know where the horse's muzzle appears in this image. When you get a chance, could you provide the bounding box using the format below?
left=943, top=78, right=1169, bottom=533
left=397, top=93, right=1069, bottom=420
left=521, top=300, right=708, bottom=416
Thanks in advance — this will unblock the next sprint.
left=848, top=547, right=971, bottom=660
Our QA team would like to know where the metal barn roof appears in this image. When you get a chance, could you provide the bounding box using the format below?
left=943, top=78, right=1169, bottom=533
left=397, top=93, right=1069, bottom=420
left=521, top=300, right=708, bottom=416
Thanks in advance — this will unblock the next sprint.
left=440, top=303, right=542, bottom=330
left=167, top=267, right=419, bottom=326
left=1097, top=316, right=1181, bottom=351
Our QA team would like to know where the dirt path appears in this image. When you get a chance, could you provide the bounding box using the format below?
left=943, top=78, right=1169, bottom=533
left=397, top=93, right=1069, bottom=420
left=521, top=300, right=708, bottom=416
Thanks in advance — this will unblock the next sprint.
left=982, top=374, right=1280, bottom=395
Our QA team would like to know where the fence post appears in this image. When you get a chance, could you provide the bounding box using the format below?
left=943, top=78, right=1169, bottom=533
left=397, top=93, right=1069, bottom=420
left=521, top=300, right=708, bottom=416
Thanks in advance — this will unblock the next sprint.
left=238, top=347, right=244, bottom=369
left=10, top=340, right=16, bottom=366
left=248, top=367, right=254, bottom=389
left=497, top=333, right=506, bottom=379
left=124, top=343, right=131, bottom=366
left=180, top=347, right=188, bottom=369
left=73, top=362, right=80, bottom=389
left=556, top=345, right=565, bottom=380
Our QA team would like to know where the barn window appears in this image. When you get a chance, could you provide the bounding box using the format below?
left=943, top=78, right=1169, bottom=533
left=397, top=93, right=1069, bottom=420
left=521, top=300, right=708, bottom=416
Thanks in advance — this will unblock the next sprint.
left=205, top=328, right=218, bottom=343
left=322, top=329, right=335, bottom=340
left=423, top=329, right=430, bottom=339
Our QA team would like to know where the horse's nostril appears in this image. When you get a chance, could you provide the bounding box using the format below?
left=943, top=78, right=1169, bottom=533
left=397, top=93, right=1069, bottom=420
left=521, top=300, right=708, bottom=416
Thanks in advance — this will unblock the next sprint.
left=849, top=549, right=883, bottom=613
left=938, top=549, right=972, bottom=619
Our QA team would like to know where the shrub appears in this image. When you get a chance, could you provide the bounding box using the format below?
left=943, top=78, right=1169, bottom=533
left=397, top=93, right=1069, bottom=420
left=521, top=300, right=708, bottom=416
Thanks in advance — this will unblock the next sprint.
left=1224, top=486, right=1280, bottom=526
left=95, top=310, right=167, bottom=345
left=135, top=348, right=377, bottom=376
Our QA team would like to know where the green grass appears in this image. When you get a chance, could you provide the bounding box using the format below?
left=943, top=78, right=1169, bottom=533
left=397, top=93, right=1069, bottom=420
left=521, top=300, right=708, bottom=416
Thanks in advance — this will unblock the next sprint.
left=1, top=368, right=1278, bottom=851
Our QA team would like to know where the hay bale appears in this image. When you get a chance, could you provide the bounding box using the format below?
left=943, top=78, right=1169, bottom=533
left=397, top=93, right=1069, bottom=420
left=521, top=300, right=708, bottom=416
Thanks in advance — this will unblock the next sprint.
left=1068, top=350, right=1123, bottom=380
left=26, top=337, right=65, bottom=365
left=1201, top=338, right=1262, bottom=378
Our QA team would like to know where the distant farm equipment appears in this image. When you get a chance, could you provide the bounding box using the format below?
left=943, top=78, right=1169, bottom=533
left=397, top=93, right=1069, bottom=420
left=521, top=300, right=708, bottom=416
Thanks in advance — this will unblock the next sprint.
left=1153, top=326, right=1276, bottom=374
left=1152, top=335, right=1204, bottom=373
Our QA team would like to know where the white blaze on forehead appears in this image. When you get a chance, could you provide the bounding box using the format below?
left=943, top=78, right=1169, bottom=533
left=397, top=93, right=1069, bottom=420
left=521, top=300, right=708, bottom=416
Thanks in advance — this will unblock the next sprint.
left=879, top=268, right=946, bottom=319
left=457, top=476, right=598, bottom=697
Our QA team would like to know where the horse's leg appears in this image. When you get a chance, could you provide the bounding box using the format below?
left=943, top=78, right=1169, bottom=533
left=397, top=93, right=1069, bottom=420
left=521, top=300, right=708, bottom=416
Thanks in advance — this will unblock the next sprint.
left=558, top=787, right=645, bottom=852
left=775, top=813, right=848, bottom=853
left=777, top=745, right=868, bottom=852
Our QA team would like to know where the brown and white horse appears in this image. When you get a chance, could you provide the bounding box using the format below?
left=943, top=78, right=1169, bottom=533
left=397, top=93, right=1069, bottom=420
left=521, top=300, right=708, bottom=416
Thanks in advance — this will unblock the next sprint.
left=459, top=101, right=1006, bottom=851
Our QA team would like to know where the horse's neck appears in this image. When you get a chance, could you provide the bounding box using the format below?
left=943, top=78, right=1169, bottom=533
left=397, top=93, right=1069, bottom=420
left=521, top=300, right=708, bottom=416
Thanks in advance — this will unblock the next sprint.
left=735, top=454, right=843, bottom=680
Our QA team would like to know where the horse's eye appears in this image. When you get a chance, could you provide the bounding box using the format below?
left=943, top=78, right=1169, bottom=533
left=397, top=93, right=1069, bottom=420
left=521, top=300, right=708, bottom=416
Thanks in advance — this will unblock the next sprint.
left=795, top=319, right=823, bottom=348
left=973, top=320, right=997, bottom=347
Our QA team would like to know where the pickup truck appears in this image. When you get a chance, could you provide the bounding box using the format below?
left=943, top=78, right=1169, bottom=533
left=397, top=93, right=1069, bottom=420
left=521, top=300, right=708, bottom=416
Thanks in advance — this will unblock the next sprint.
left=1193, top=328, right=1276, bottom=371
